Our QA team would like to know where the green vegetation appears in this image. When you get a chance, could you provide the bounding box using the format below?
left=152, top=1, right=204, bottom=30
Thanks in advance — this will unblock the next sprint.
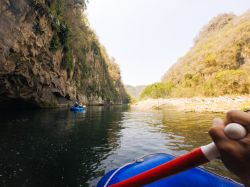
left=141, top=12, right=250, bottom=99
left=128, top=94, right=137, bottom=104
left=212, top=69, right=249, bottom=95
left=140, top=82, right=174, bottom=99
left=29, top=0, right=129, bottom=103
left=61, top=49, right=73, bottom=70
left=49, top=34, right=60, bottom=51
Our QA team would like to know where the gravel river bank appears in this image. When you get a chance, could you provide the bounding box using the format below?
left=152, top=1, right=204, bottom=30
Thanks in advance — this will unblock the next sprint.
left=132, top=96, right=250, bottom=112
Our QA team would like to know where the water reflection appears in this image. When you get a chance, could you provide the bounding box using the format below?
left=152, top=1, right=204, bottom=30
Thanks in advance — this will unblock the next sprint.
left=158, top=109, right=237, bottom=181
left=0, top=106, right=127, bottom=187
left=0, top=106, right=239, bottom=187
left=158, top=110, right=224, bottom=151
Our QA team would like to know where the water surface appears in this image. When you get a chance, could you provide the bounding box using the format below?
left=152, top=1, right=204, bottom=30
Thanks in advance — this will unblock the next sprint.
left=0, top=106, right=238, bottom=187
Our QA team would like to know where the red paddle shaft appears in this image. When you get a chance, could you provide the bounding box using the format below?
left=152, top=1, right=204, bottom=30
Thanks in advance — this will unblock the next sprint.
left=109, top=123, right=247, bottom=187
left=109, top=148, right=208, bottom=187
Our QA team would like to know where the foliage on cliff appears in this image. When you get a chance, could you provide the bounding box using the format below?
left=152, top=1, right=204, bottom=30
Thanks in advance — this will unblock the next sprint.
left=44, top=0, right=129, bottom=103
left=142, top=12, right=250, bottom=99
left=0, top=0, right=129, bottom=107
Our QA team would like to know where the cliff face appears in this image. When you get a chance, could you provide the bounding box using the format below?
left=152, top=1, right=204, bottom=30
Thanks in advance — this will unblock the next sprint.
left=0, top=0, right=129, bottom=108
left=161, top=12, right=250, bottom=97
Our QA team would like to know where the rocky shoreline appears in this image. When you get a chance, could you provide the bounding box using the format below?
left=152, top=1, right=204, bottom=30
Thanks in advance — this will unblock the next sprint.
left=132, top=96, right=250, bottom=112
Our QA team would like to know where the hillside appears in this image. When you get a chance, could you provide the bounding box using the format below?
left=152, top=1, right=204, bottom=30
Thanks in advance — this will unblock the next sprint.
left=0, top=0, right=129, bottom=108
left=142, top=12, right=250, bottom=99
left=162, top=12, right=250, bottom=97
left=125, top=85, right=146, bottom=99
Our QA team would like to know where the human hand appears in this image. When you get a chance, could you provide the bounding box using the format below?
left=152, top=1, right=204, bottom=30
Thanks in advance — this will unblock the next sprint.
left=209, top=110, right=250, bottom=187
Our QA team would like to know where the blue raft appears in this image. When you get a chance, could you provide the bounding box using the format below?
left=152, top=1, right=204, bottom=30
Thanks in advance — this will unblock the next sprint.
left=97, top=153, right=243, bottom=187
left=70, top=106, right=85, bottom=112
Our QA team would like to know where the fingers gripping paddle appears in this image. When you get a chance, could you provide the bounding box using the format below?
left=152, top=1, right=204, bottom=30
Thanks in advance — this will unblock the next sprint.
left=109, top=123, right=247, bottom=187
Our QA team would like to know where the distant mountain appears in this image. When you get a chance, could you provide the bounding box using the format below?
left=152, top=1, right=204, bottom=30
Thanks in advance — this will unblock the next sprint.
left=125, top=85, right=146, bottom=99
left=160, top=12, right=250, bottom=97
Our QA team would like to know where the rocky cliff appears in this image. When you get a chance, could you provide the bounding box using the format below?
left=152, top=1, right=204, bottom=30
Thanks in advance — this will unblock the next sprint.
left=0, top=0, right=129, bottom=108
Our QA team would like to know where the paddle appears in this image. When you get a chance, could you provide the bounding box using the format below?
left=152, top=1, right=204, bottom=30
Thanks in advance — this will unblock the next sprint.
left=109, top=123, right=247, bottom=187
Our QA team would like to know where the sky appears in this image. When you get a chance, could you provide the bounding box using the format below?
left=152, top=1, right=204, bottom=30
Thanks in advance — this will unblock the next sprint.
left=87, top=0, right=250, bottom=86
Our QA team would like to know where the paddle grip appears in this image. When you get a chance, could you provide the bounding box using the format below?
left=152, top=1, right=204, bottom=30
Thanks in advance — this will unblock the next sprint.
left=201, top=123, right=247, bottom=161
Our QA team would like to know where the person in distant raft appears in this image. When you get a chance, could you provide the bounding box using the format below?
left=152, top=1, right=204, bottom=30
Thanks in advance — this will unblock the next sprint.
left=74, top=102, right=79, bottom=107
left=209, top=110, right=250, bottom=187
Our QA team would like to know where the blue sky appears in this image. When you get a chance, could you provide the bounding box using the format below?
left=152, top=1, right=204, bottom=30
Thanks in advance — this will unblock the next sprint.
left=87, top=0, right=250, bottom=86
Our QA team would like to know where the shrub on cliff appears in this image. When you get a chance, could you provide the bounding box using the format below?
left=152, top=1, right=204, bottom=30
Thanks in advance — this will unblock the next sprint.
left=49, top=34, right=60, bottom=51
left=206, top=69, right=249, bottom=96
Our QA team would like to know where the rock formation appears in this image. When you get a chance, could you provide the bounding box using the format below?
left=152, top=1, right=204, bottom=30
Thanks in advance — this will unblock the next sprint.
left=0, top=0, right=129, bottom=108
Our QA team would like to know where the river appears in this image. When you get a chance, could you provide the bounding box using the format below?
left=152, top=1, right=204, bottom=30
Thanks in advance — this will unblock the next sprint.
left=0, top=106, right=238, bottom=187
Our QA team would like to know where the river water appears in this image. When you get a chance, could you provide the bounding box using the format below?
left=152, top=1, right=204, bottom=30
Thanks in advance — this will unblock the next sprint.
left=0, top=106, right=239, bottom=187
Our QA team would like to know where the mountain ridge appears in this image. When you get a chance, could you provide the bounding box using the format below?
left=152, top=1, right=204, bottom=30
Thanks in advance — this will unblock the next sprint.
left=125, top=85, right=146, bottom=99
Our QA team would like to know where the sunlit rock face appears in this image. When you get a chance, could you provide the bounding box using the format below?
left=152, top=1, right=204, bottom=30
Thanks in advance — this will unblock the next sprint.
left=0, top=0, right=129, bottom=108
left=0, top=0, right=73, bottom=107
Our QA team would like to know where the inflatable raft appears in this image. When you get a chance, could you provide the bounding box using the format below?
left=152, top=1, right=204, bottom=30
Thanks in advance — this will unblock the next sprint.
left=70, top=106, right=85, bottom=112
left=97, top=153, right=243, bottom=187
